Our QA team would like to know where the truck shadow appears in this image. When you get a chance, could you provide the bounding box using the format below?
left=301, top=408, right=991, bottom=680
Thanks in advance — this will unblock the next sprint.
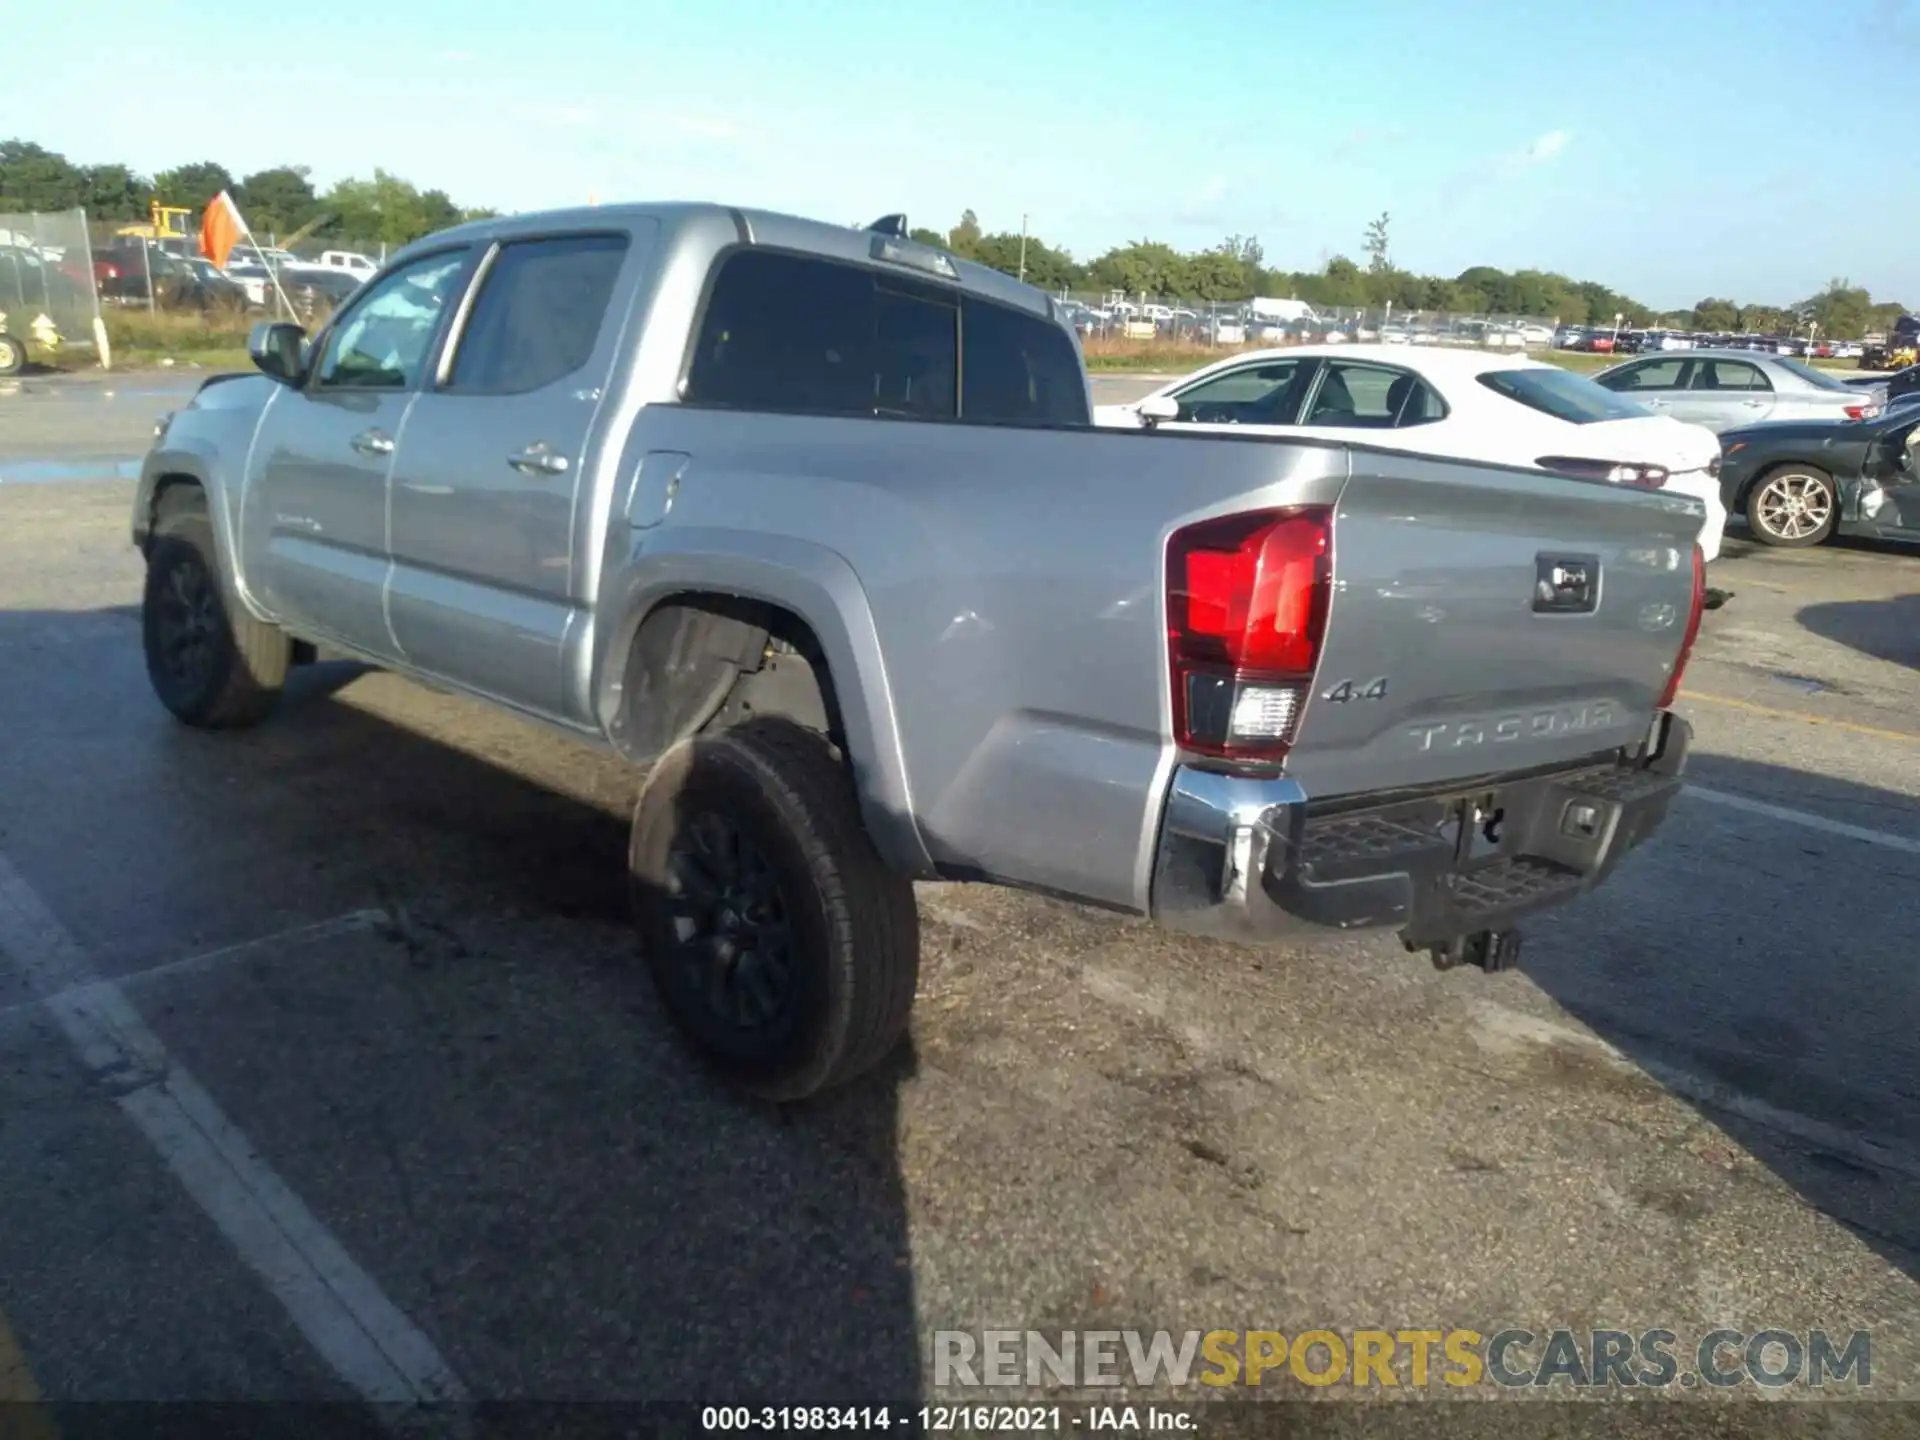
left=1795, top=592, right=1920, bottom=670
left=0, top=615, right=924, bottom=1407
left=1522, top=748, right=1920, bottom=1283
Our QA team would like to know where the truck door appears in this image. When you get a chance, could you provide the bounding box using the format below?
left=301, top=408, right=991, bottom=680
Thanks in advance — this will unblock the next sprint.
left=385, top=226, right=651, bottom=721
left=238, top=247, right=473, bottom=657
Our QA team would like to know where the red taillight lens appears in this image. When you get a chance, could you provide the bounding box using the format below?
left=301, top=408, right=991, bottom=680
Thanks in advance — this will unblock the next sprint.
left=1167, top=506, right=1332, bottom=759
left=1657, top=542, right=1706, bottom=710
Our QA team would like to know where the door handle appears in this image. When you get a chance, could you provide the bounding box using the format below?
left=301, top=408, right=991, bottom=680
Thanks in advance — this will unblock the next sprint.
left=1741, top=399, right=1766, bottom=407
left=1643, top=398, right=1667, bottom=407
left=508, top=444, right=570, bottom=477
left=350, top=429, right=394, bottom=457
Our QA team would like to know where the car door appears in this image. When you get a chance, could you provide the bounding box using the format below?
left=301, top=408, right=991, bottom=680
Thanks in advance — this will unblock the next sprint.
left=386, top=227, right=649, bottom=721
left=238, top=247, right=474, bottom=657
left=1868, top=416, right=1920, bottom=534
left=1680, top=357, right=1776, bottom=431
left=1594, top=355, right=1692, bottom=417
left=1155, top=357, right=1313, bottom=432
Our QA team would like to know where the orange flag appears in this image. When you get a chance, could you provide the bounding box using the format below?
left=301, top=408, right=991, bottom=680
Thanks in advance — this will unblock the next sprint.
left=199, top=190, right=248, bottom=268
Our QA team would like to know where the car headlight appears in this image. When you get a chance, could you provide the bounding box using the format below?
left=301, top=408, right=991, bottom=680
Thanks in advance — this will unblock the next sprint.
left=153, top=411, right=174, bottom=442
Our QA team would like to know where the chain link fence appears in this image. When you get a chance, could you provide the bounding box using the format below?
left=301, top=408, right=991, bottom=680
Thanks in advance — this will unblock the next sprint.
left=0, top=209, right=104, bottom=359
left=1055, top=290, right=1563, bottom=352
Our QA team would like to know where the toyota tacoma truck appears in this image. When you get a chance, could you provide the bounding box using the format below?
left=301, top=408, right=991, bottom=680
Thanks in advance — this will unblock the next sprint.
left=133, top=203, right=1706, bottom=1100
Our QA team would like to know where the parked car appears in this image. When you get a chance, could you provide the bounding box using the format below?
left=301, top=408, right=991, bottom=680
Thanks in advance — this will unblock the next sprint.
left=1092, top=343, right=1727, bottom=559
left=1593, top=350, right=1883, bottom=432
left=181, top=257, right=253, bottom=308
left=1718, top=407, right=1920, bottom=547
left=132, top=203, right=1705, bottom=1099
left=316, top=249, right=379, bottom=281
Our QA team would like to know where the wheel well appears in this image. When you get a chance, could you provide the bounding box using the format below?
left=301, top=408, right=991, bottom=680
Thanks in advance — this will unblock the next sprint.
left=146, top=474, right=207, bottom=551
left=1738, top=461, right=1832, bottom=515
left=611, top=593, right=844, bottom=765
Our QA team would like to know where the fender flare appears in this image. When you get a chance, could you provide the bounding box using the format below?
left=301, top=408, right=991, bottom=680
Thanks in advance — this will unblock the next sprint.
left=592, top=527, right=934, bottom=878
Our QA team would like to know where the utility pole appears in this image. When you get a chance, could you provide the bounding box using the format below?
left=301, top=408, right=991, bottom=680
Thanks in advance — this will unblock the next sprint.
left=1018, top=214, right=1029, bottom=284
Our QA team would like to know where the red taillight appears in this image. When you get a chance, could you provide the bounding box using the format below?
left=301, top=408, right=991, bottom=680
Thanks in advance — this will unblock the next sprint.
left=1843, top=404, right=1875, bottom=420
left=1167, top=506, right=1332, bottom=760
left=1657, top=542, right=1706, bottom=710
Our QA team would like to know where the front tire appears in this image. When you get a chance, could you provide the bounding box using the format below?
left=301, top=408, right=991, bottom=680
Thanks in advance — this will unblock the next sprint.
left=1746, top=467, right=1837, bottom=548
left=0, top=332, right=25, bottom=376
left=141, top=508, right=290, bottom=726
left=629, top=719, right=920, bottom=1101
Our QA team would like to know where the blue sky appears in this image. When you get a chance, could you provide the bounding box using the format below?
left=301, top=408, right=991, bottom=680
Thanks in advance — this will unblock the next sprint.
left=13, top=0, right=1919, bottom=307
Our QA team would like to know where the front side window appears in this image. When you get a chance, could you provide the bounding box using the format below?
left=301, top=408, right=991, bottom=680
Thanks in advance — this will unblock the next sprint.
left=446, top=234, right=629, bottom=395
left=314, top=250, right=468, bottom=390
left=1171, top=359, right=1303, bottom=422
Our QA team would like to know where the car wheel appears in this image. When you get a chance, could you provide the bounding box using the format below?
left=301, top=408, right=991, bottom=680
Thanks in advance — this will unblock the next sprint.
left=1746, top=467, right=1837, bottom=548
left=629, top=718, right=920, bottom=1101
left=141, top=505, right=290, bottom=726
left=0, top=332, right=25, bottom=376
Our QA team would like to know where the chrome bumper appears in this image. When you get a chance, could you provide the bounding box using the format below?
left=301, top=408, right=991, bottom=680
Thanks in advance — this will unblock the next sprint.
left=1149, top=714, right=1691, bottom=947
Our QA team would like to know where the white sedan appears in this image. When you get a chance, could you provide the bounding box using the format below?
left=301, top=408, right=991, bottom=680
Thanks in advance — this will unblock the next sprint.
left=1095, top=344, right=1728, bottom=561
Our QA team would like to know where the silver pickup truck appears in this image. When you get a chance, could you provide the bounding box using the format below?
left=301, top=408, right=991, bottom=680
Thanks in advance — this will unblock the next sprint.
left=134, top=203, right=1706, bottom=1099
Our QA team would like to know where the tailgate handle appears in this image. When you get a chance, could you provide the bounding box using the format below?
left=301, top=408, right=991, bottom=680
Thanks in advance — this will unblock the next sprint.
left=1534, top=553, right=1599, bottom=614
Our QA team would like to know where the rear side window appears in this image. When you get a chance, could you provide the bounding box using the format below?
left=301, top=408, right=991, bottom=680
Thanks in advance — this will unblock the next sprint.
left=1478, top=367, right=1649, bottom=424
left=685, top=248, right=1085, bottom=425
left=447, top=234, right=629, bottom=394
left=961, top=296, right=1088, bottom=425
left=1692, top=360, right=1770, bottom=393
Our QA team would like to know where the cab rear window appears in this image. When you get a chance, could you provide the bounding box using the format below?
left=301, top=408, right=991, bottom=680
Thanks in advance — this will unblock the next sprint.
left=684, top=248, right=1087, bottom=426
left=1478, top=367, right=1648, bottom=424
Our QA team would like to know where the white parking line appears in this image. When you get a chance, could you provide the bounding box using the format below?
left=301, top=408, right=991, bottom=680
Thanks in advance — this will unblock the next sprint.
left=1687, top=785, right=1920, bottom=856
left=0, top=910, right=383, bottom=1030
left=0, top=856, right=468, bottom=1412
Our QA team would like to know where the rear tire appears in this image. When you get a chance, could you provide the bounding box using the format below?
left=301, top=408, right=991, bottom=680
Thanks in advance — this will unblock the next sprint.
left=0, top=332, right=25, bottom=376
left=629, top=718, right=920, bottom=1101
left=141, top=506, right=290, bottom=726
left=1745, top=467, right=1836, bottom=548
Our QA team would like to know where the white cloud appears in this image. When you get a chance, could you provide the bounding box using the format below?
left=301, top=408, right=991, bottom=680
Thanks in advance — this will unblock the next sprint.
left=1525, top=129, right=1570, bottom=163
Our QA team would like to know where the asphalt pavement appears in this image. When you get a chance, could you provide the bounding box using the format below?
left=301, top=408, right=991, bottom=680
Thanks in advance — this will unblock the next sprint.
left=0, top=372, right=1916, bottom=1428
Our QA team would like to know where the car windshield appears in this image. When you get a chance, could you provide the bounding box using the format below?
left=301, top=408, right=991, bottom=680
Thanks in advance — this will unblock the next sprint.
left=1478, top=366, right=1650, bottom=423
left=1772, top=357, right=1853, bottom=392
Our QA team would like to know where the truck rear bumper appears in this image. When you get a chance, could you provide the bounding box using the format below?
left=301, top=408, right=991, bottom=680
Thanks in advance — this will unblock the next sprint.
left=1149, top=711, right=1690, bottom=946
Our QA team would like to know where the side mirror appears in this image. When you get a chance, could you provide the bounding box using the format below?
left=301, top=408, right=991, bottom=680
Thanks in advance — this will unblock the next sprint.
left=248, top=321, right=308, bottom=385
left=1137, top=393, right=1181, bottom=427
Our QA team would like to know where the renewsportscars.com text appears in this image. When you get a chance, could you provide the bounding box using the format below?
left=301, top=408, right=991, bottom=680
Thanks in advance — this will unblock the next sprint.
left=932, top=1328, right=1870, bottom=1390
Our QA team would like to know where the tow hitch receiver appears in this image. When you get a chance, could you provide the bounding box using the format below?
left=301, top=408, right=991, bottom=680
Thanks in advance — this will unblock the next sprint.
left=1413, top=928, right=1524, bottom=973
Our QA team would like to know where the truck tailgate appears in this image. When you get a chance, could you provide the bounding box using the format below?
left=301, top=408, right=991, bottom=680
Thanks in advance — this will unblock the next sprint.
left=1284, top=451, right=1704, bottom=800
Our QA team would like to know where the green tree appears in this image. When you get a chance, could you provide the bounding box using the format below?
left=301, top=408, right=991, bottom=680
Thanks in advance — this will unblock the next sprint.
left=947, top=209, right=983, bottom=260
left=1800, top=278, right=1871, bottom=339
left=1740, top=305, right=1794, bottom=334
left=78, top=163, right=150, bottom=221
left=1690, top=297, right=1740, bottom=331
left=971, top=231, right=1078, bottom=292
left=1363, top=212, right=1391, bottom=274
left=153, top=161, right=234, bottom=211
left=0, top=139, right=85, bottom=210
left=319, top=169, right=460, bottom=245
left=236, top=166, right=317, bottom=234
left=1087, top=240, right=1191, bottom=298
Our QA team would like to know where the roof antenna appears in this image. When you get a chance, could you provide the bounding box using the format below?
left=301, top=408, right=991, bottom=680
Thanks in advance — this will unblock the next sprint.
left=866, top=214, right=909, bottom=238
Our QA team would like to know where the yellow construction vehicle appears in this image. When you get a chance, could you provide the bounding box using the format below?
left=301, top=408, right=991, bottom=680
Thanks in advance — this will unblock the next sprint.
left=114, top=201, right=195, bottom=249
